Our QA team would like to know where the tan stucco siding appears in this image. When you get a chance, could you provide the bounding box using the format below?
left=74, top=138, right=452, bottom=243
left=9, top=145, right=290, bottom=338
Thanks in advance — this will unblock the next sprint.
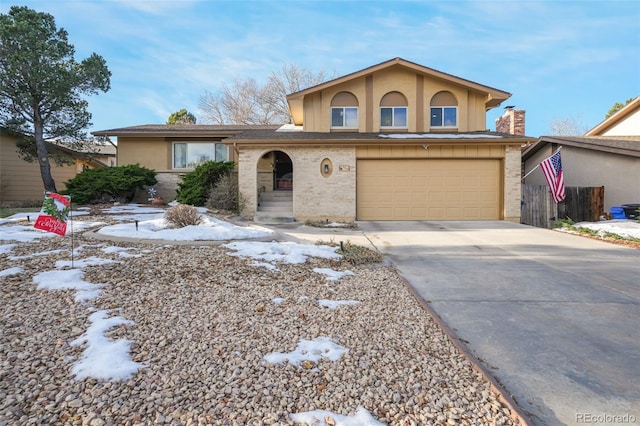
left=0, top=136, right=76, bottom=203
left=117, top=137, right=236, bottom=173
left=302, top=65, right=490, bottom=133
left=118, top=137, right=169, bottom=170
left=371, top=67, right=417, bottom=131
left=465, top=92, right=487, bottom=132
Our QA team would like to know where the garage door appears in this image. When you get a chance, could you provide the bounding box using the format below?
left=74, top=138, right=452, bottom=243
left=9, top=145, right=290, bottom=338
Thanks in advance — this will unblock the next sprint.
left=357, top=159, right=501, bottom=220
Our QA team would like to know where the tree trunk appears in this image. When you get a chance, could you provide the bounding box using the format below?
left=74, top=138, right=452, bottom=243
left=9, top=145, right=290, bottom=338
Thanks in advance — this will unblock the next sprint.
left=34, top=118, right=57, bottom=193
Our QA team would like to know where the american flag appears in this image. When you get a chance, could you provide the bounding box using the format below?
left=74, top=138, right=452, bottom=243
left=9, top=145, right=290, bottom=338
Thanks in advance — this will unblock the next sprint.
left=540, top=150, right=565, bottom=204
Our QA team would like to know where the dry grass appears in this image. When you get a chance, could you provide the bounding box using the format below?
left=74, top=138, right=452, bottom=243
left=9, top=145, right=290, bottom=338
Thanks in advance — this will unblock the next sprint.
left=316, top=238, right=384, bottom=265
left=164, top=204, right=203, bottom=228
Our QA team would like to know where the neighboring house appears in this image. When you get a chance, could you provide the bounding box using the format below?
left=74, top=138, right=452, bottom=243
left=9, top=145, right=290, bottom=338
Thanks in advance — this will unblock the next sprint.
left=52, top=140, right=118, bottom=169
left=0, top=128, right=116, bottom=204
left=522, top=96, right=640, bottom=214
left=94, top=57, right=534, bottom=222
left=585, top=96, right=640, bottom=137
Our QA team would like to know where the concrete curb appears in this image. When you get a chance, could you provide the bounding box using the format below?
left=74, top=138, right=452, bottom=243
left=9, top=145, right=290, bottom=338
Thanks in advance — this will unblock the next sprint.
left=398, top=271, right=533, bottom=426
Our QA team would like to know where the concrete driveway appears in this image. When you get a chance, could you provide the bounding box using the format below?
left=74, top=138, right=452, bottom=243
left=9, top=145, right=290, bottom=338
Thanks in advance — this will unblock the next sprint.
left=357, top=221, right=640, bottom=426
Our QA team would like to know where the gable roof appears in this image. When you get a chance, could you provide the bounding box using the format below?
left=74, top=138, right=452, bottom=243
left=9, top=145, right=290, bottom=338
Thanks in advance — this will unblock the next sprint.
left=522, top=135, right=640, bottom=161
left=585, top=96, right=640, bottom=136
left=286, top=57, right=511, bottom=110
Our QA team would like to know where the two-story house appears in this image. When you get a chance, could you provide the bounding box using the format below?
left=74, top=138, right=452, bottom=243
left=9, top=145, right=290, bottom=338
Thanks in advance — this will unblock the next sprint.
left=94, top=58, right=533, bottom=222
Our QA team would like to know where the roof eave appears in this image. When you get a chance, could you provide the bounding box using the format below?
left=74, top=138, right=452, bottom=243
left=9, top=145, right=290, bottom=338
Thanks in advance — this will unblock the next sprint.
left=92, top=130, right=243, bottom=138
left=522, top=136, right=640, bottom=160
left=228, top=136, right=532, bottom=147
left=286, top=57, right=511, bottom=104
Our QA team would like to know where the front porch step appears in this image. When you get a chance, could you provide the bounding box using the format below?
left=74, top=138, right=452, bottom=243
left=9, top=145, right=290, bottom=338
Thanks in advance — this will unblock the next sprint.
left=258, top=191, right=293, bottom=212
left=260, top=191, right=293, bottom=202
left=253, top=211, right=296, bottom=224
left=259, top=203, right=293, bottom=212
left=257, top=191, right=293, bottom=223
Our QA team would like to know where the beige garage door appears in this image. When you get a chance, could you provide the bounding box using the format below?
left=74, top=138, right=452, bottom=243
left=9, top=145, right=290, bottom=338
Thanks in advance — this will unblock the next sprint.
left=357, top=159, right=501, bottom=220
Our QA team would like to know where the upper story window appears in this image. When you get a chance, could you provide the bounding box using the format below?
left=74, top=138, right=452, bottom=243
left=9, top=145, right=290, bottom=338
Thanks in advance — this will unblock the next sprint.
left=173, top=142, right=229, bottom=169
left=380, top=91, right=408, bottom=129
left=331, top=92, right=359, bottom=129
left=430, top=91, right=458, bottom=128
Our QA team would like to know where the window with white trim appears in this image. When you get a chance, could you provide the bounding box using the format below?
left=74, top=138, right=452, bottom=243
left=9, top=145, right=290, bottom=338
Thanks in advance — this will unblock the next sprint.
left=331, top=107, right=358, bottom=128
left=380, top=91, right=408, bottom=129
left=172, top=142, right=229, bottom=169
left=380, top=106, right=408, bottom=128
left=430, top=107, right=457, bottom=127
left=330, top=92, right=359, bottom=129
left=430, top=91, right=458, bottom=128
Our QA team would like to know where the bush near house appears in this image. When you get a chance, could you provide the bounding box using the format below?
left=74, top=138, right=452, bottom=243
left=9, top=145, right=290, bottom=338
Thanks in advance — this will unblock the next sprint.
left=207, top=172, right=244, bottom=214
left=176, top=161, right=235, bottom=207
left=62, top=164, right=157, bottom=204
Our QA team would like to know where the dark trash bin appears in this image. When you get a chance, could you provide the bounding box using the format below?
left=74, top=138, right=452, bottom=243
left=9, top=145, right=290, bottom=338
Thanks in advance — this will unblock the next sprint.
left=621, top=204, right=640, bottom=220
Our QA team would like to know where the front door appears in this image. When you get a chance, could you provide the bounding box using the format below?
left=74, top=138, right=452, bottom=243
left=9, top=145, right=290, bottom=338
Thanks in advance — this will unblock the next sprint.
left=273, top=151, right=293, bottom=190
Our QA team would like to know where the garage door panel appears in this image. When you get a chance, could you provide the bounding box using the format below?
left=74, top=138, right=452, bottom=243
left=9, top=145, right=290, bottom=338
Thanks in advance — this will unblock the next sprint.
left=394, top=191, right=411, bottom=204
left=428, top=176, right=446, bottom=186
left=446, top=176, right=463, bottom=186
left=357, top=159, right=501, bottom=220
left=445, top=192, right=462, bottom=203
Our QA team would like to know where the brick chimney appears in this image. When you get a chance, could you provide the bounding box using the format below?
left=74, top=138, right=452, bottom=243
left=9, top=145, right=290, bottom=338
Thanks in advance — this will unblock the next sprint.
left=496, top=106, right=525, bottom=135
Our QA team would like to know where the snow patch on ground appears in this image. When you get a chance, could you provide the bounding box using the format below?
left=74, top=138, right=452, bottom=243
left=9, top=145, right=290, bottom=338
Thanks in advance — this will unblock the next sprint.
left=0, top=266, right=24, bottom=278
left=313, top=267, right=354, bottom=281
left=70, top=310, right=145, bottom=380
left=264, top=337, right=348, bottom=367
left=317, top=299, right=361, bottom=309
left=32, top=269, right=105, bottom=303
left=289, top=406, right=386, bottom=425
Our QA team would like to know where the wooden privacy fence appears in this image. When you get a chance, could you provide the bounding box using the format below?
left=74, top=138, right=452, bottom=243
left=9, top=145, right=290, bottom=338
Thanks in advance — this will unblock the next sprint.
left=521, top=185, right=605, bottom=228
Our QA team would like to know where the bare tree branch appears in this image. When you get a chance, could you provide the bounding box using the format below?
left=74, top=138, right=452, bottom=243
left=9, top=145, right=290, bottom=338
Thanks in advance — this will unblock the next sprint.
left=547, top=114, right=589, bottom=136
left=198, top=63, right=336, bottom=125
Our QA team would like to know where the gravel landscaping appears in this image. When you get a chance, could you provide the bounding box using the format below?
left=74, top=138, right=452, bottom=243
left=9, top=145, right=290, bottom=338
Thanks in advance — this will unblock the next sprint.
left=1, top=210, right=521, bottom=425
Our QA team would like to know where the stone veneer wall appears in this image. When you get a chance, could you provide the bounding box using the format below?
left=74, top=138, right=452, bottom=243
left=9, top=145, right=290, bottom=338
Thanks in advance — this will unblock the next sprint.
left=504, top=145, right=522, bottom=222
left=239, top=147, right=357, bottom=222
left=133, top=171, right=182, bottom=203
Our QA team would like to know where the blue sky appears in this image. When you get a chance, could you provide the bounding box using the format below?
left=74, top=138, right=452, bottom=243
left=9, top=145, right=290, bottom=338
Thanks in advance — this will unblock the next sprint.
left=2, top=0, right=639, bottom=137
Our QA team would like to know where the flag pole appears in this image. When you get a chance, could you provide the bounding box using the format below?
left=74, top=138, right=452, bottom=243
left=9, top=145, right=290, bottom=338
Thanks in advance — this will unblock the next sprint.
left=70, top=196, right=74, bottom=269
left=522, top=146, right=563, bottom=180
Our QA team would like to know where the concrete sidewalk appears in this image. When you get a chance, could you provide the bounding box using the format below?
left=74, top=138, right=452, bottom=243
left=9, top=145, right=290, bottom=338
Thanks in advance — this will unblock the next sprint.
left=353, top=221, right=640, bottom=426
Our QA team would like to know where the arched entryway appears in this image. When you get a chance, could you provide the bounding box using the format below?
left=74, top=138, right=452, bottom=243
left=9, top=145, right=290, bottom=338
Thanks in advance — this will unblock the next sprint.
left=258, top=150, right=292, bottom=191
left=255, top=150, right=294, bottom=222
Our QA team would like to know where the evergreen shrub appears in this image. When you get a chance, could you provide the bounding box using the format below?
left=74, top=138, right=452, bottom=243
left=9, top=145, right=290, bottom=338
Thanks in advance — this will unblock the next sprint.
left=176, top=161, right=235, bottom=206
left=63, top=164, right=157, bottom=204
